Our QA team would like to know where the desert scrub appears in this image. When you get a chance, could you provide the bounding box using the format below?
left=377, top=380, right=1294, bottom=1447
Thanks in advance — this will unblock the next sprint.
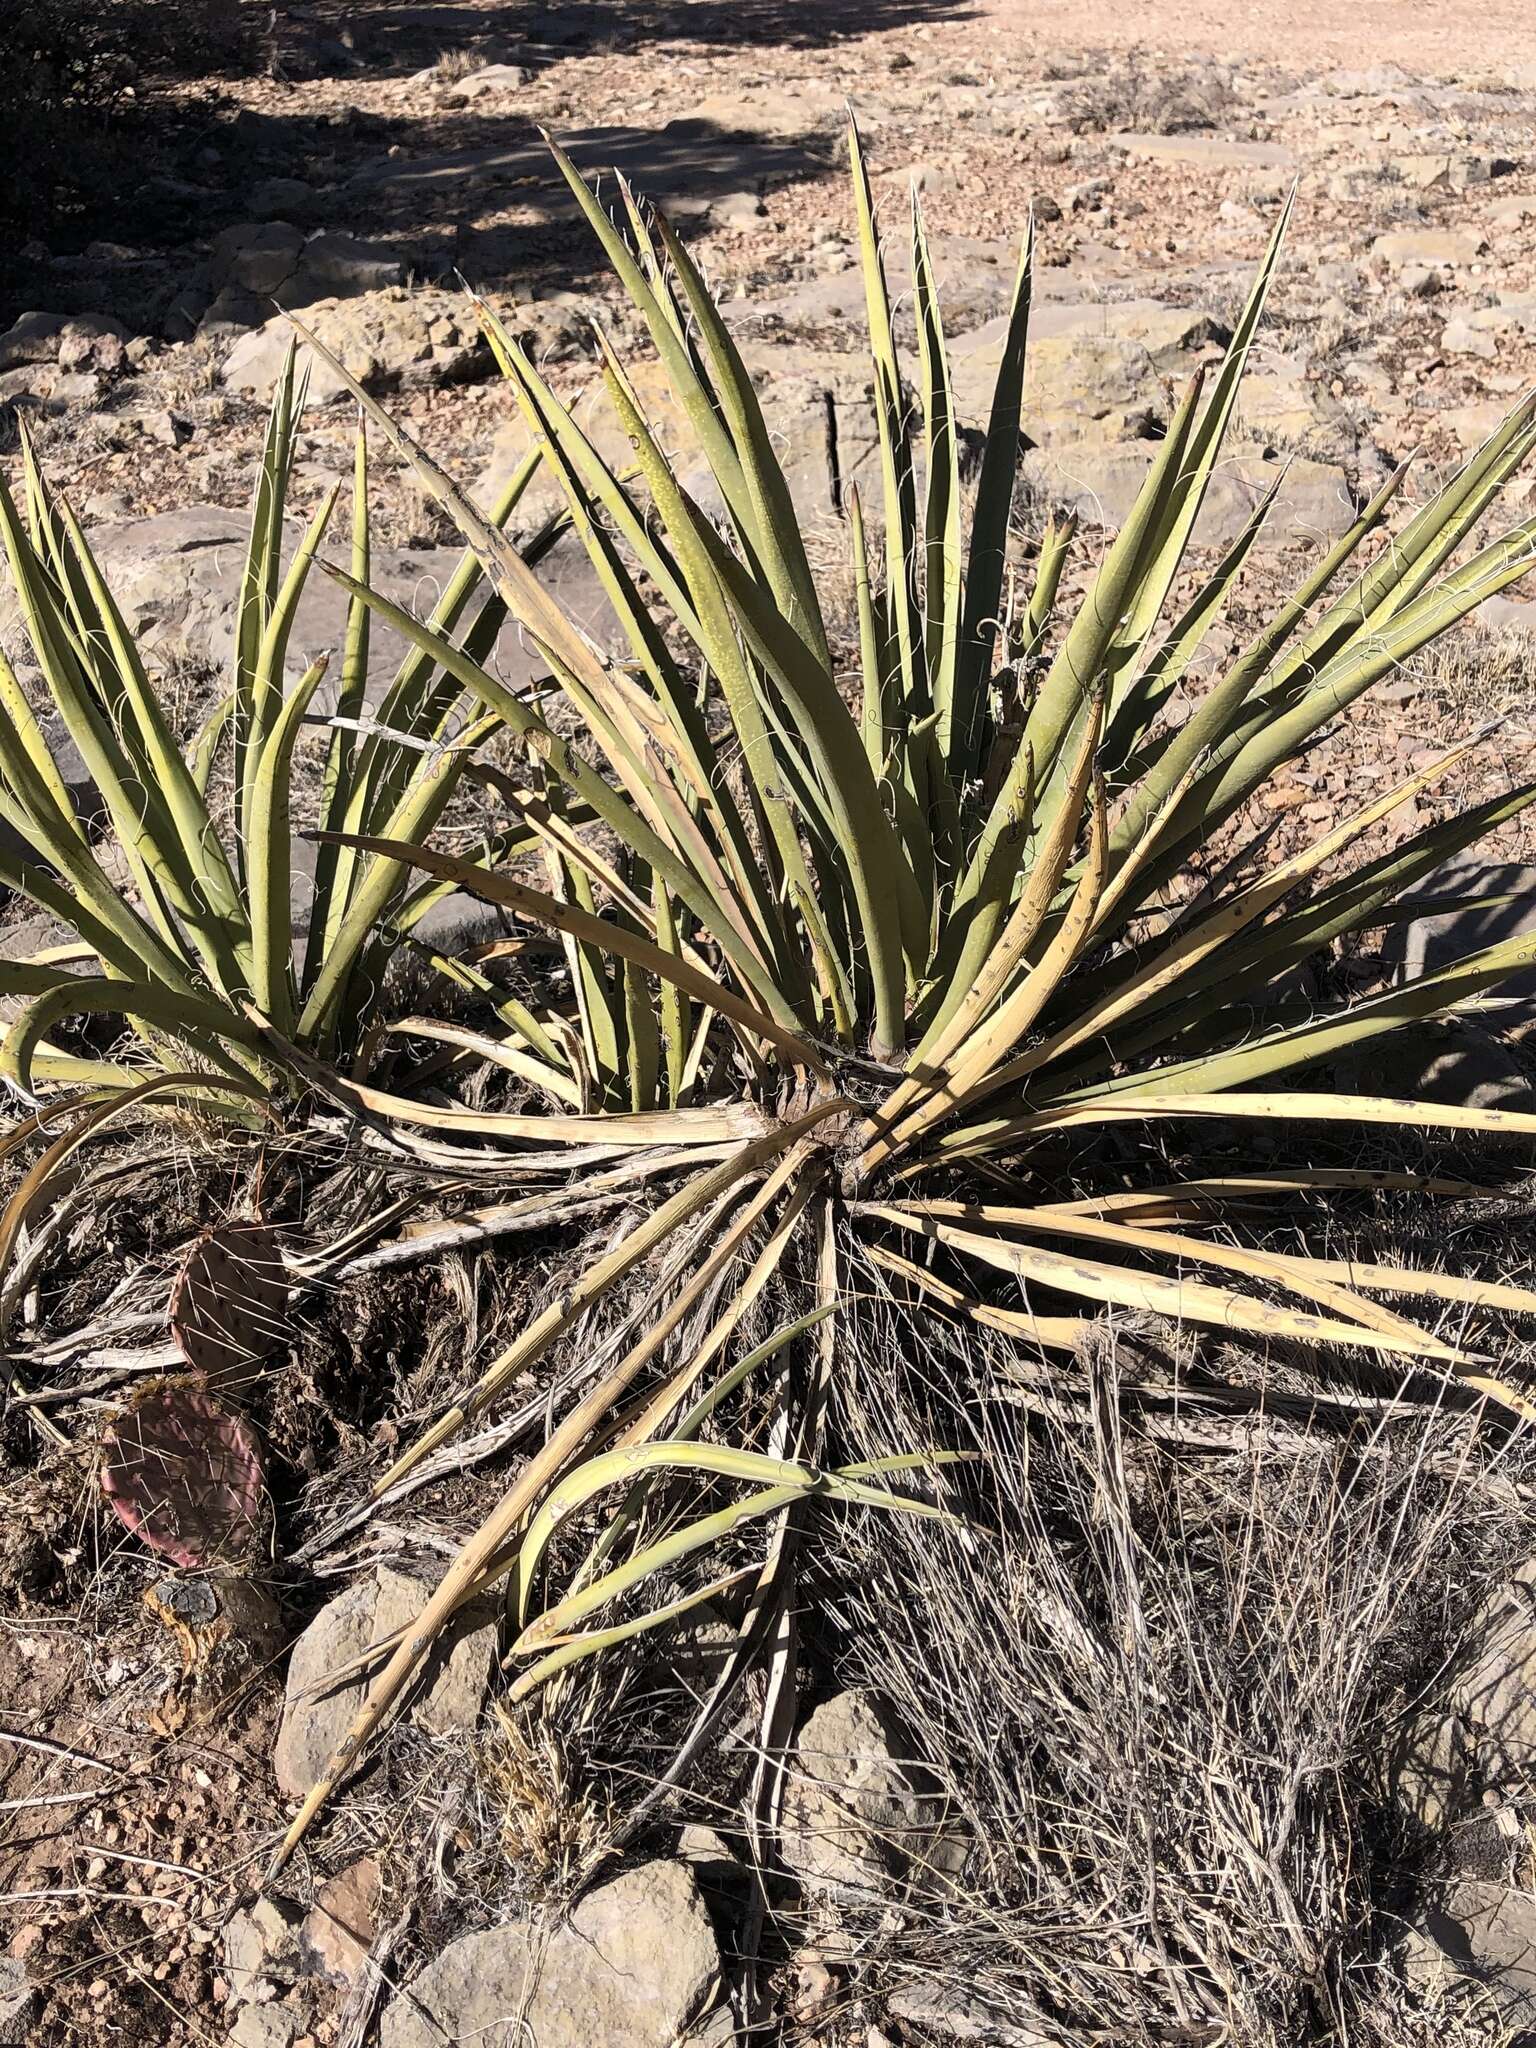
left=3, top=127, right=1536, bottom=1899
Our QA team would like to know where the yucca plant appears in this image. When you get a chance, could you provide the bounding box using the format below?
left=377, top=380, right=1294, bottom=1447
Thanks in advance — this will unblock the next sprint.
left=0, top=354, right=571, bottom=1103
left=250, top=129, right=1536, bottom=1871
left=5, top=129, right=1536, bottom=1876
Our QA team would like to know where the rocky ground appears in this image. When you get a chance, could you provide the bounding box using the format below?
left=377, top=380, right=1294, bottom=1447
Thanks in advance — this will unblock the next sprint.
left=5, top=3, right=1536, bottom=2045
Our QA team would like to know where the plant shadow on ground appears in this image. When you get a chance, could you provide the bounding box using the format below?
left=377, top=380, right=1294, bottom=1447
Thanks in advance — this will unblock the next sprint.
left=5, top=0, right=974, bottom=316
left=274, top=0, right=976, bottom=71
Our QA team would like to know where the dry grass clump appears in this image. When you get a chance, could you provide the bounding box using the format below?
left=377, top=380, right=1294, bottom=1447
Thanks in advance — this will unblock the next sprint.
left=431, top=46, right=490, bottom=86
left=480, top=1701, right=616, bottom=1890
left=821, top=1269, right=1536, bottom=2046
left=1403, top=615, right=1536, bottom=722
left=1048, top=50, right=1240, bottom=135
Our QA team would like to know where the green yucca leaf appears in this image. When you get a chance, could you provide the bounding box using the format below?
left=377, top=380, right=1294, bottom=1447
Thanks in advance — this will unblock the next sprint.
left=1102, top=464, right=1282, bottom=776
left=1, top=976, right=267, bottom=1098
left=239, top=480, right=340, bottom=866
left=1155, top=511, right=1536, bottom=874
left=313, top=831, right=827, bottom=1075
left=309, top=562, right=802, bottom=1035
left=1101, top=457, right=1411, bottom=892
left=305, top=426, right=372, bottom=984
left=954, top=213, right=1033, bottom=773
left=514, top=1439, right=956, bottom=1634
left=648, top=206, right=830, bottom=671
left=233, top=345, right=306, bottom=845
left=911, top=189, right=964, bottom=804
left=933, top=369, right=1210, bottom=1021
left=247, top=656, right=331, bottom=1032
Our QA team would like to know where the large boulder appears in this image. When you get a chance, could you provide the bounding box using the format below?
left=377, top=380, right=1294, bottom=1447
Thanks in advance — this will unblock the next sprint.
left=379, top=1861, right=723, bottom=2048
left=3, top=504, right=612, bottom=696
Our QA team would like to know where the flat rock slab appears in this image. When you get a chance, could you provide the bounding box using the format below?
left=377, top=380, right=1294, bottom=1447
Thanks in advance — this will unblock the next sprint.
left=4, top=505, right=615, bottom=699
left=346, top=121, right=829, bottom=222
left=1451, top=1555, right=1536, bottom=1781
left=1403, top=1879, right=1536, bottom=2031
left=476, top=352, right=879, bottom=536
left=300, top=1855, right=381, bottom=1987
left=1390, top=857, right=1536, bottom=1017
left=1017, top=444, right=1358, bottom=551
left=219, top=287, right=584, bottom=406
left=380, top=1860, right=721, bottom=2048
left=1110, top=132, right=1299, bottom=171
left=273, top=1565, right=497, bottom=1799
left=1372, top=227, right=1489, bottom=268
left=201, top=226, right=405, bottom=332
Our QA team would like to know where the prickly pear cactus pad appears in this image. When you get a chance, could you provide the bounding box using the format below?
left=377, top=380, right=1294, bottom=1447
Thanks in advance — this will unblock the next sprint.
left=169, top=1222, right=289, bottom=1393
left=100, top=1385, right=267, bottom=1569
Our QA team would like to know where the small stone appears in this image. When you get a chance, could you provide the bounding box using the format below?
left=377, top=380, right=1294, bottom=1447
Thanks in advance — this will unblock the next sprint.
left=58, top=323, right=126, bottom=375
left=220, top=285, right=486, bottom=404
left=1441, top=317, right=1497, bottom=360
left=676, top=1824, right=742, bottom=1885
left=223, top=1898, right=302, bottom=2004
left=1392, top=858, right=1536, bottom=1023
left=790, top=1951, right=838, bottom=2020
left=230, top=2007, right=302, bottom=2048
left=1111, top=131, right=1296, bottom=171
left=780, top=1691, right=963, bottom=1896
left=144, top=410, right=192, bottom=448
left=1384, top=1708, right=1467, bottom=1831
left=887, top=1978, right=1063, bottom=2044
left=300, top=1857, right=380, bottom=1986
left=452, top=62, right=532, bottom=99
left=711, top=189, right=767, bottom=229
left=203, top=226, right=404, bottom=333
left=0, top=1958, right=35, bottom=2045
left=209, top=221, right=306, bottom=299
left=51, top=370, right=103, bottom=406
